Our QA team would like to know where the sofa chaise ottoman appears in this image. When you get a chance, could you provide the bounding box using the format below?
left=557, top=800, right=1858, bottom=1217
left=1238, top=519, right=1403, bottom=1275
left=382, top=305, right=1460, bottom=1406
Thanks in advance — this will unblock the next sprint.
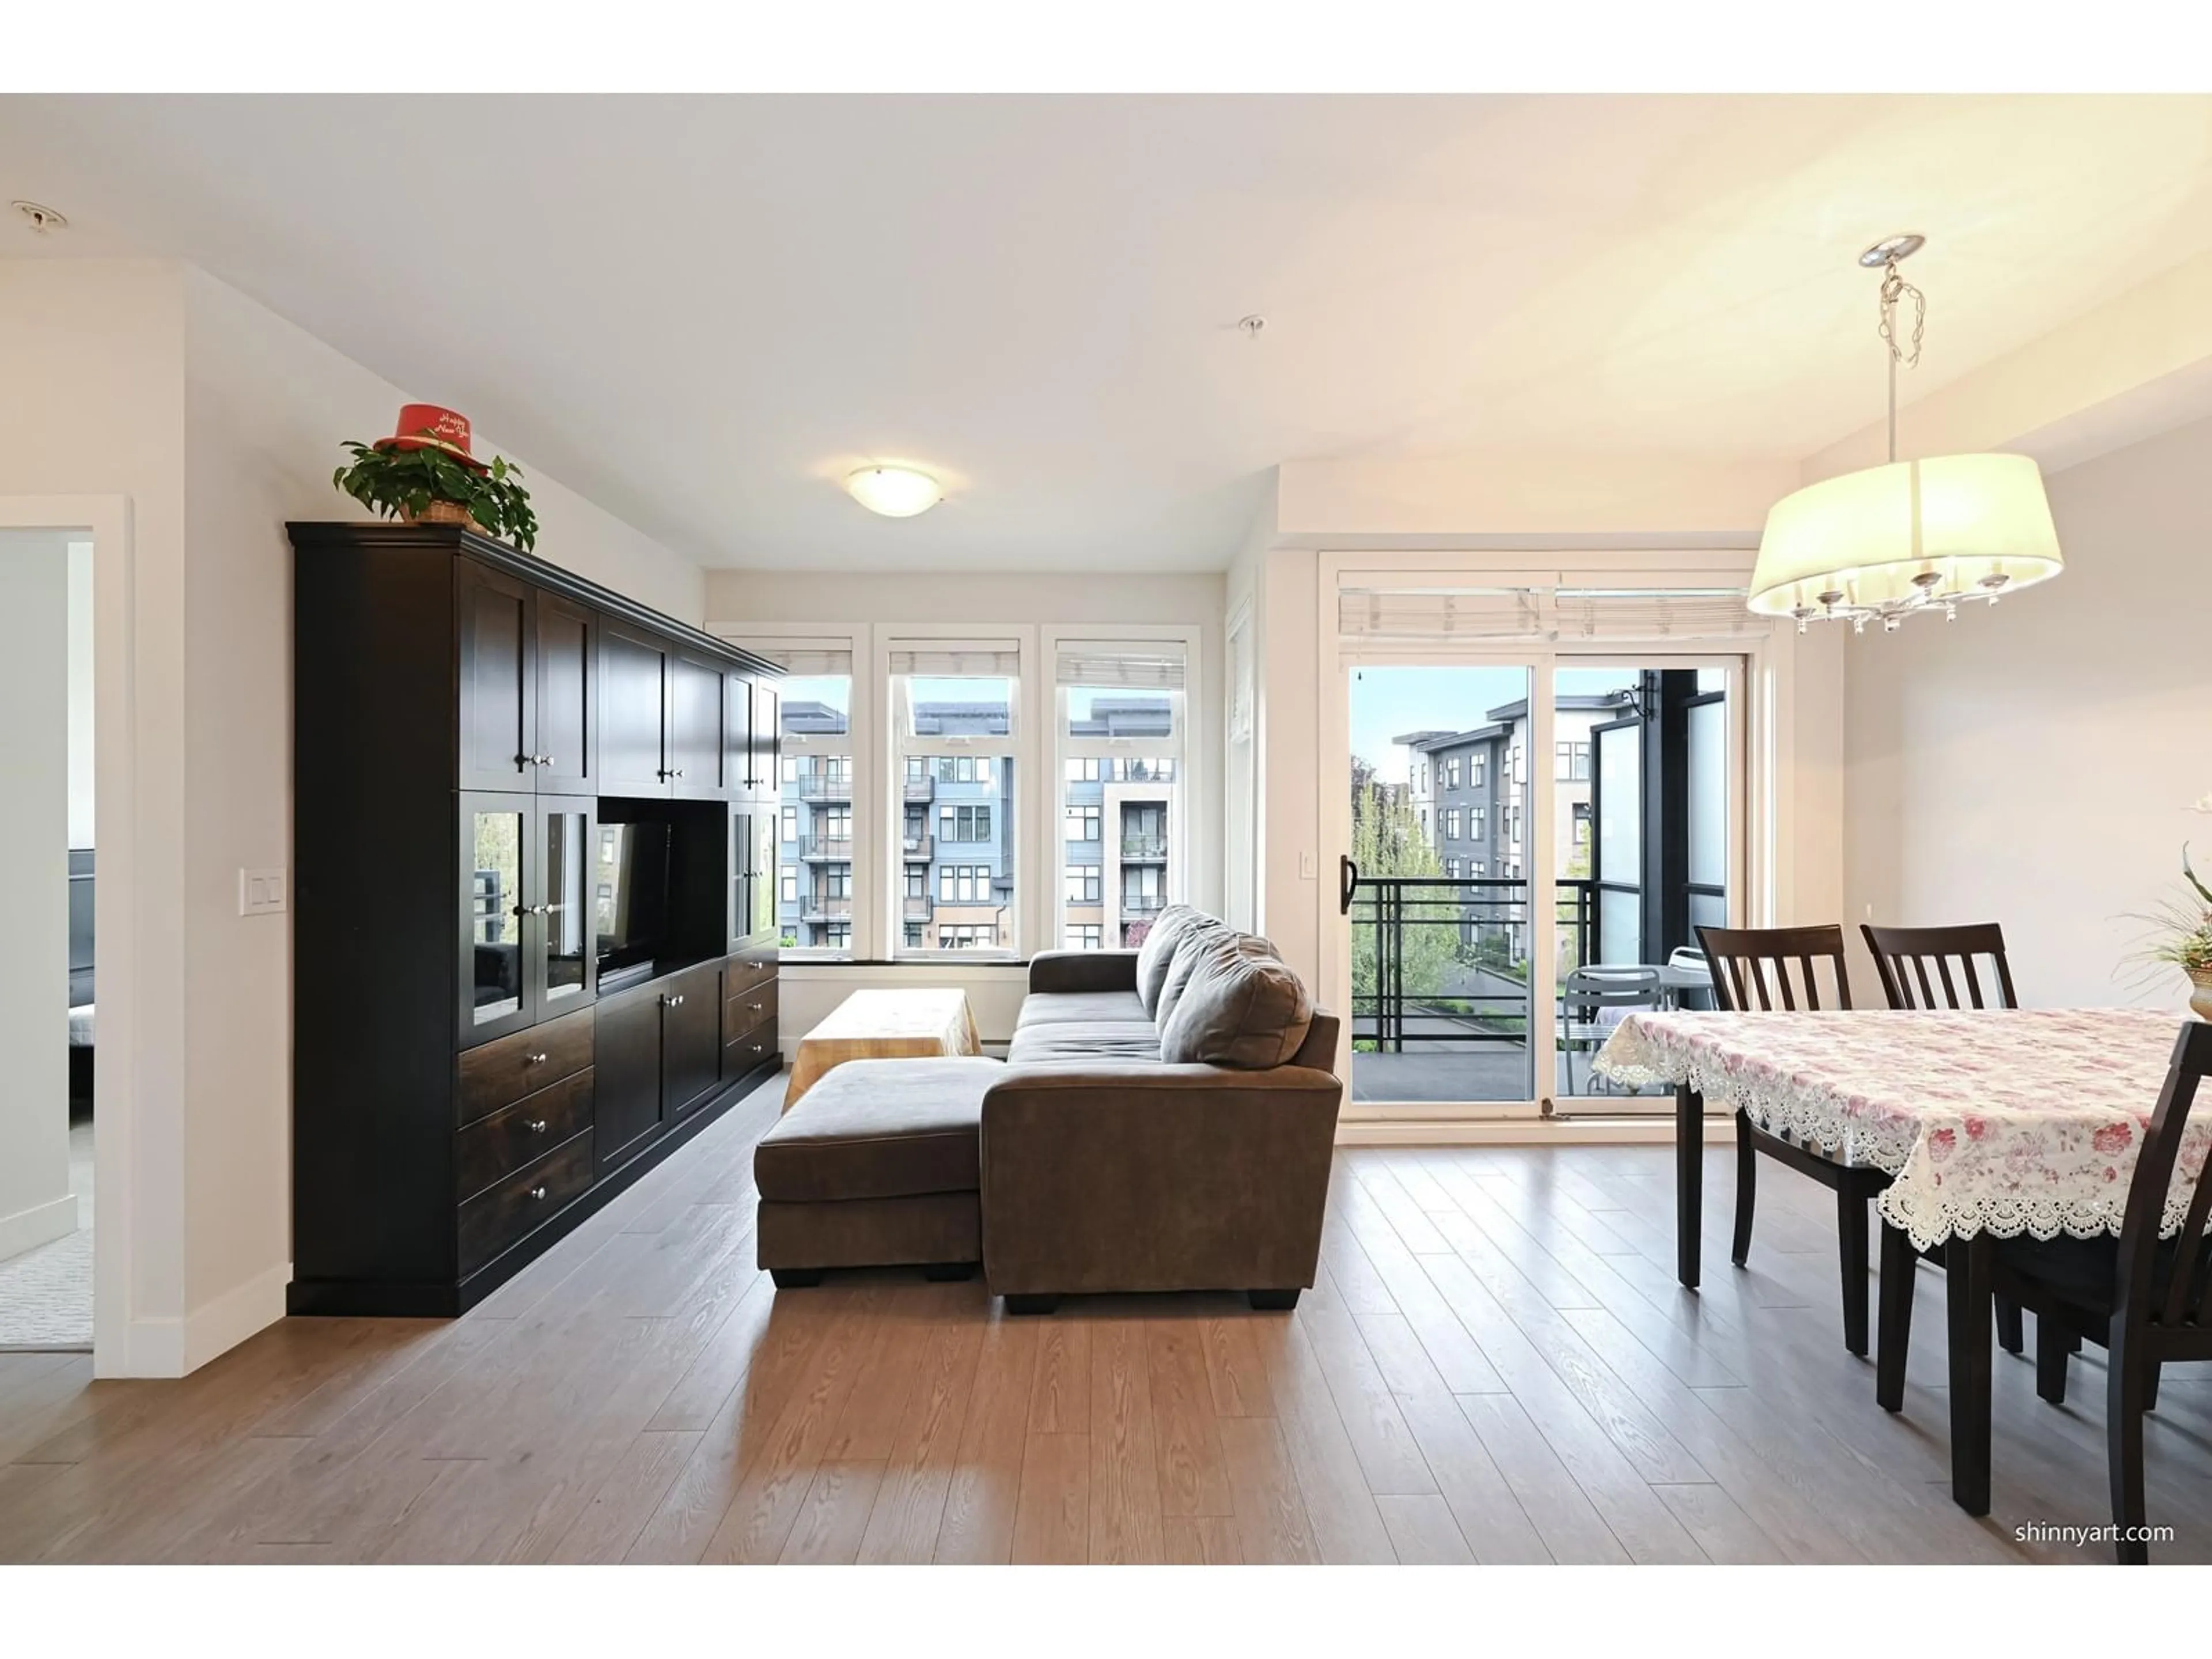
left=752, top=1056, right=1002, bottom=1286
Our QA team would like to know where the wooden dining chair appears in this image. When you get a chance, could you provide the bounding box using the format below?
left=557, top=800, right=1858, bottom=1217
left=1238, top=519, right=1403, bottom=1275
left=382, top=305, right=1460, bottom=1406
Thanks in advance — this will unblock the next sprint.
left=1979, top=1021, right=2212, bottom=1563
left=1696, top=924, right=1888, bottom=1357
left=1859, top=922, right=2031, bottom=1407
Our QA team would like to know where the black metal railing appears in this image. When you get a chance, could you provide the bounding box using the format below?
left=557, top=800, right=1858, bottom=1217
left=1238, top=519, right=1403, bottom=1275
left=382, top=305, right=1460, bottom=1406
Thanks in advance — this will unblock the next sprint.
left=1342, top=874, right=1596, bottom=1053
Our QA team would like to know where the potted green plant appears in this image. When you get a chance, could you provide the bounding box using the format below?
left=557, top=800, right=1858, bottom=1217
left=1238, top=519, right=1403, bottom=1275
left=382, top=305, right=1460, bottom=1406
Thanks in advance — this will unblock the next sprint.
left=2133, top=847, right=2212, bottom=1020
left=332, top=403, right=539, bottom=551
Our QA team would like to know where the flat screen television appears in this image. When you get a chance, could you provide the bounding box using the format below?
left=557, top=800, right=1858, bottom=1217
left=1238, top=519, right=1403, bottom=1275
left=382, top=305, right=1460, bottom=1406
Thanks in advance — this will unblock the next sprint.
left=594, top=820, right=672, bottom=979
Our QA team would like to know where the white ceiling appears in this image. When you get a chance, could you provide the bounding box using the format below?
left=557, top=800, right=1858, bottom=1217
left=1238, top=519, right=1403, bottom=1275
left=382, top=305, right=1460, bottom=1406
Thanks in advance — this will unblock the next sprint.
left=5, top=94, right=2211, bottom=571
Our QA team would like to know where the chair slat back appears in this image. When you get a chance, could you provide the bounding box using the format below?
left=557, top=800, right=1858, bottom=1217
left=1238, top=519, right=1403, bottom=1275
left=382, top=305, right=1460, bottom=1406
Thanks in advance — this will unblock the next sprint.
left=1860, top=922, right=2019, bottom=1012
left=2118, top=1024, right=2212, bottom=1332
left=1696, top=925, right=1852, bottom=1014
left=1561, top=967, right=1661, bottom=1018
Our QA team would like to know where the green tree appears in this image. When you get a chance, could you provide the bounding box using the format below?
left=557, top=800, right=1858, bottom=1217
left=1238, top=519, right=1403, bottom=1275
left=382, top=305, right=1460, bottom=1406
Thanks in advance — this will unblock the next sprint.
left=1348, top=764, right=1464, bottom=1024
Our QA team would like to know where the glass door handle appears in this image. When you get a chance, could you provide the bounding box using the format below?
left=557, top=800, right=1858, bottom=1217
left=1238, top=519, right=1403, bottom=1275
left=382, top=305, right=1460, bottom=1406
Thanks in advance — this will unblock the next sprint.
left=1339, top=856, right=1360, bottom=915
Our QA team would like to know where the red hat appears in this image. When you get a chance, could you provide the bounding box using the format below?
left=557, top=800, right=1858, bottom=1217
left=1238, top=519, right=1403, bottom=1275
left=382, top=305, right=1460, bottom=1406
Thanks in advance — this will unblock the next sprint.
left=373, top=403, right=489, bottom=472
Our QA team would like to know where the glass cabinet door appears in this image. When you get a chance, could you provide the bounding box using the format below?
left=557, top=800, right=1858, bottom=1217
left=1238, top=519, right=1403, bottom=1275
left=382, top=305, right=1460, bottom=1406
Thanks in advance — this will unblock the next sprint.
left=468, top=802, right=528, bottom=1032
left=751, top=812, right=778, bottom=936
left=541, top=805, right=594, bottom=1008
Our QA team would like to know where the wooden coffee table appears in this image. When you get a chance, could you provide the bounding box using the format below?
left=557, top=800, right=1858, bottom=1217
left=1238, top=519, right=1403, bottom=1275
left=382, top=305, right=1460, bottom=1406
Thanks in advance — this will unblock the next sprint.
left=783, top=988, right=984, bottom=1110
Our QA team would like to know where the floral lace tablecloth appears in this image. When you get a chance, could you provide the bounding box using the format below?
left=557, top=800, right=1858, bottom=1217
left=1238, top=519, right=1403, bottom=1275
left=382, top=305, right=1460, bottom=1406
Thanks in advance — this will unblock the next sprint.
left=1593, top=1008, right=2206, bottom=1252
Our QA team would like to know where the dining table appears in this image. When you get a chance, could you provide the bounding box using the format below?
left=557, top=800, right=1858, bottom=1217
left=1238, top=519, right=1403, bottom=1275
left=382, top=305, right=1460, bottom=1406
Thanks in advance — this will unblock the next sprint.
left=1592, top=1005, right=2206, bottom=1516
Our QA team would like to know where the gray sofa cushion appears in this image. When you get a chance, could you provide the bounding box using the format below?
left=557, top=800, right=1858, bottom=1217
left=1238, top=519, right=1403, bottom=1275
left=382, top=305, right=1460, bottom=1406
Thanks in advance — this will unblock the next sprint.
left=1016, top=989, right=1149, bottom=1028
left=1006, top=1020, right=1165, bottom=1066
left=1134, top=904, right=1204, bottom=1017
left=1158, top=932, right=1316, bottom=1070
left=1153, top=916, right=1236, bottom=1032
left=753, top=1056, right=1001, bottom=1202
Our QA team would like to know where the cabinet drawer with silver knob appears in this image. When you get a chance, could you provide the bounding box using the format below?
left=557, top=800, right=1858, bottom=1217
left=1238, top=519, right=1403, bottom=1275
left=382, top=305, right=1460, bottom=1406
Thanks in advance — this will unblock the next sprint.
left=457, top=1006, right=596, bottom=1126
left=457, top=1129, right=594, bottom=1278
left=456, top=1068, right=595, bottom=1201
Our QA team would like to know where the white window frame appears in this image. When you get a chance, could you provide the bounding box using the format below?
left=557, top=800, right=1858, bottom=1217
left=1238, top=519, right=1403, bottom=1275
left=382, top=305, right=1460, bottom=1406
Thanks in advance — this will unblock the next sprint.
left=885, top=626, right=1033, bottom=960
left=1319, top=552, right=1786, bottom=1127
left=1043, top=624, right=1201, bottom=951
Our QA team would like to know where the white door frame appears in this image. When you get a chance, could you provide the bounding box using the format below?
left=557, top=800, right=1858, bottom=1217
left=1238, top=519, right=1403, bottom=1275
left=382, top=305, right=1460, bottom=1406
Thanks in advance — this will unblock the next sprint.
left=1316, top=550, right=1796, bottom=1135
left=0, top=495, right=142, bottom=1374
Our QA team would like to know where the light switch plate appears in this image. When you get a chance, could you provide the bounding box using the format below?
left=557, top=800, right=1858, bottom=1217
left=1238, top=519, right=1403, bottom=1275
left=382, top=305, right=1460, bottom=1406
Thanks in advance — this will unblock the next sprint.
left=1298, top=850, right=1318, bottom=880
left=239, top=868, right=287, bottom=916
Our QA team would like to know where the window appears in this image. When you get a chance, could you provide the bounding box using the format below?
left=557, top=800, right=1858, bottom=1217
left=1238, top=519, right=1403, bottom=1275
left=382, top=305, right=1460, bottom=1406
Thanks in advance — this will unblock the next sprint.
left=1443, top=756, right=1461, bottom=789
left=1573, top=801, right=1593, bottom=846
left=1471, top=753, right=1486, bottom=787
left=1557, top=741, right=1591, bottom=781
left=1054, top=635, right=1189, bottom=949
left=941, top=804, right=993, bottom=843
left=1471, top=805, right=1486, bottom=839
left=760, top=643, right=853, bottom=960
left=940, top=923, right=996, bottom=949
left=904, top=864, right=927, bottom=898
left=1510, top=804, right=1524, bottom=846
left=1471, top=860, right=1486, bottom=878
left=1071, top=924, right=1103, bottom=949
left=1444, top=857, right=1460, bottom=878
left=1442, top=807, right=1461, bottom=839
left=904, top=923, right=925, bottom=948
left=939, top=863, right=991, bottom=903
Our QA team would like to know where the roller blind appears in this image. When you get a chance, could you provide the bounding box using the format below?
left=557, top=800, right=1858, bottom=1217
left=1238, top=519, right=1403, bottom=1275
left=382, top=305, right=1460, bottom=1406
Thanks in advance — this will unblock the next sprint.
left=1053, top=639, right=1187, bottom=691
left=751, top=641, right=853, bottom=676
left=1338, top=586, right=1764, bottom=645
left=885, top=639, right=1021, bottom=677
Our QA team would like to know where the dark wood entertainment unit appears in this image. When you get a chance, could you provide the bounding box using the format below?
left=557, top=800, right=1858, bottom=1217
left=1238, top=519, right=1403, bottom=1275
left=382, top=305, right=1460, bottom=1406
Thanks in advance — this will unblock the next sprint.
left=287, top=521, right=784, bottom=1316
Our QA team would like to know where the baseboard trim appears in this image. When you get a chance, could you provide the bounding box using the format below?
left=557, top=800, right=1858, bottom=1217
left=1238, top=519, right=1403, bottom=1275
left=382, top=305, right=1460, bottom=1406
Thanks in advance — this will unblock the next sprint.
left=0, top=1193, right=77, bottom=1264
left=1335, top=1116, right=1738, bottom=1146
left=180, top=1262, right=290, bottom=1373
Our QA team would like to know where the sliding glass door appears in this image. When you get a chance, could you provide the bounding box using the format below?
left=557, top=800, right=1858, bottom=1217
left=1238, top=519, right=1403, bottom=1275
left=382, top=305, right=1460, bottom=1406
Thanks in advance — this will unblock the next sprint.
left=1340, top=646, right=1747, bottom=1118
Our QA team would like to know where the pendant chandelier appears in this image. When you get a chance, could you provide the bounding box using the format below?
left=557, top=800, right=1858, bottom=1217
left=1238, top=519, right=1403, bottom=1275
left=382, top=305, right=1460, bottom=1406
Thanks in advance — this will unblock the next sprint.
left=1748, top=234, right=2064, bottom=633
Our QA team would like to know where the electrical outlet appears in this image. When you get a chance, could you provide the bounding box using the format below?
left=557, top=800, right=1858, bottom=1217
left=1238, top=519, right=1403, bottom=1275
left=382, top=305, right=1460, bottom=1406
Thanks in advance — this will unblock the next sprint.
left=239, top=868, right=287, bottom=916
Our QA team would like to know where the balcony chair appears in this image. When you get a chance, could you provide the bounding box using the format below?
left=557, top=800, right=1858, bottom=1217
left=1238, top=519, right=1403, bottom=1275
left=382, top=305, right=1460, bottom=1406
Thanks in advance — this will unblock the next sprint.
left=1978, top=1021, right=2212, bottom=1563
left=1859, top=922, right=2039, bottom=1409
left=1558, top=965, right=1661, bottom=1096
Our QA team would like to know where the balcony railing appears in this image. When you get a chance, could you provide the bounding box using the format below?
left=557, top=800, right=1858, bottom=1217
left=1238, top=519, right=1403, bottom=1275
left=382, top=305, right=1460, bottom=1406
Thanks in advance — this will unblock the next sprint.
left=795, top=773, right=854, bottom=801
left=902, top=834, right=934, bottom=861
left=904, top=775, right=935, bottom=802
left=802, top=895, right=853, bottom=921
left=1120, top=892, right=1168, bottom=916
left=1120, top=835, right=1169, bottom=862
left=903, top=895, right=933, bottom=921
left=1344, top=876, right=1594, bottom=1053
left=798, top=835, right=853, bottom=861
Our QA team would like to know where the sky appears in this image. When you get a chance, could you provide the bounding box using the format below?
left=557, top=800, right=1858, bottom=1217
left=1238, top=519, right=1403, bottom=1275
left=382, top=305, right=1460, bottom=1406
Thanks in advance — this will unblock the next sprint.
left=1351, top=666, right=1638, bottom=783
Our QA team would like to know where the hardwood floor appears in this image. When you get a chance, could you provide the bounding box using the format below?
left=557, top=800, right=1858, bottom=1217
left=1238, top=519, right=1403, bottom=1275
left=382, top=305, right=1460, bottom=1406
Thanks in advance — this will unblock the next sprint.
left=9, top=1080, right=2212, bottom=1564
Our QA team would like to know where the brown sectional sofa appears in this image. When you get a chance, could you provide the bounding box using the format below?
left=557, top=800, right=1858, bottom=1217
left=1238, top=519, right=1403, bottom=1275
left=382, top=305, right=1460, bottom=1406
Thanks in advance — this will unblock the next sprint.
left=753, top=909, right=1344, bottom=1312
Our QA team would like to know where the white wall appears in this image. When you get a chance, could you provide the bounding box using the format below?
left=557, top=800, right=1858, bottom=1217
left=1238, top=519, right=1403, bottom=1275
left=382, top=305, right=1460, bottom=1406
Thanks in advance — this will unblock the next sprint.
left=0, top=257, right=708, bottom=1371
left=67, top=540, right=95, bottom=850
left=1843, top=413, right=2212, bottom=1010
left=0, top=532, right=77, bottom=1264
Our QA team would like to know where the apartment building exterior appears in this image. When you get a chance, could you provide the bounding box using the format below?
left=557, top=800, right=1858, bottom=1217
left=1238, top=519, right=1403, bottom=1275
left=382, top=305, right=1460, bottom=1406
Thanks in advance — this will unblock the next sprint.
left=778, top=692, right=1175, bottom=953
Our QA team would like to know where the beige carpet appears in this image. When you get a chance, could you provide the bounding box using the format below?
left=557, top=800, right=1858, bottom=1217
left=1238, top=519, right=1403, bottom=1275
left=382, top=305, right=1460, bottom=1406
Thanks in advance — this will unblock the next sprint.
left=0, top=1113, right=93, bottom=1351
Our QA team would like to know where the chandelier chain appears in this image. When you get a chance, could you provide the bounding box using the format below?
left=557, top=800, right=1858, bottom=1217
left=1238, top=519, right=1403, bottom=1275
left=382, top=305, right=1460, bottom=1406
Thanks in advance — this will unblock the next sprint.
left=1877, top=261, right=1925, bottom=369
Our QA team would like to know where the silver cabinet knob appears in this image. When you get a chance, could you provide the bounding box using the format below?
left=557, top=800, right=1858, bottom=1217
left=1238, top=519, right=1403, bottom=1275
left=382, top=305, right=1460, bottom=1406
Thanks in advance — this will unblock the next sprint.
left=530, top=1185, right=548, bottom=1202
left=526, top=1119, right=548, bottom=1134
left=747, top=1002, right=764, bottom=1013
left=524, top=1051, right=550, bottom=1066
left=536, top=754, right=555, bottom=767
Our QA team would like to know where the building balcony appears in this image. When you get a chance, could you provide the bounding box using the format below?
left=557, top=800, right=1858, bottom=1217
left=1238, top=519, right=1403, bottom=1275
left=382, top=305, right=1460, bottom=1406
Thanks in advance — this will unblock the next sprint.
left=903, top=895, right=933, bottom=921
left=1120, top=835, right=1169, bottom=862
left=902, top=833, right=934, bottom=861
left=795, top=774, right=853, bottom=802
left=802, top=895, right=853, bottom=922
left=904, top=775, right=935, bottom=802
left=1120, top=892, right=1168, bottom=916
left=798, top=835, right=853, bottom=861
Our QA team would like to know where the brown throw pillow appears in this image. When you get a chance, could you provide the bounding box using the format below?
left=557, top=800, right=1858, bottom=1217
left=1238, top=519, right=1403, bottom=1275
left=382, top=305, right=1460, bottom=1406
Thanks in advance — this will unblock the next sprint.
left=1134, top=904, right=1205, bottom=1017
left=1158, top=932, right=1315, bottom=1070
left=1152, top=917, right=1232, bottom=1033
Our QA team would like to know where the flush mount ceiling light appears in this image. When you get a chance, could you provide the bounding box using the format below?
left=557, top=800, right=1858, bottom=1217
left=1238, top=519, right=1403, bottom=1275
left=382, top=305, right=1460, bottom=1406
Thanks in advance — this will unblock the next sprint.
left=1748, top=234, right=2064, bottom=634
left=846, top=465, right=943, bottom=518
left=12, top=200, right=67, bottom=234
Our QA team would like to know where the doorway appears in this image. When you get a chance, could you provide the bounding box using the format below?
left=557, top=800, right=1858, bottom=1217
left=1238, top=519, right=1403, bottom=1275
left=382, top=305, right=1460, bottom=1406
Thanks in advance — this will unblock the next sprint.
left=1338, top=647, right=1749, bottom=1119
left=0, top=530, right=94, bottom=1350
